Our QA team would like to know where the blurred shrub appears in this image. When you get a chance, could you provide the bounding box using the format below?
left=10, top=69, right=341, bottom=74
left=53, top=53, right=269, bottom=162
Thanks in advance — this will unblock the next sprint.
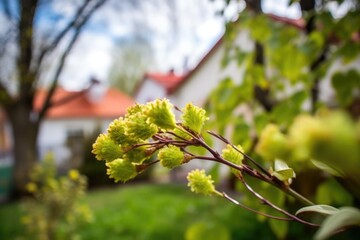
left=21, top=153, right=92, bottom=240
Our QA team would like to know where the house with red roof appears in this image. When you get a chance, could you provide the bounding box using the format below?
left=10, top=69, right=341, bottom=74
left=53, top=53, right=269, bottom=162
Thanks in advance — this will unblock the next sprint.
left=135, top=14, right=359, bottom=111
left=134, top=15, right=306, bottom=109
left=33, top=83, right=134, bottom=166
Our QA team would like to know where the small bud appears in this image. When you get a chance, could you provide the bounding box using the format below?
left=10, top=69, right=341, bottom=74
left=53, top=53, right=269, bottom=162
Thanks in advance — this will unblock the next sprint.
left=107, top=117, right=133, bottom=145
left=92, top=134, right=123, bottom=162
left=125, top=103, right=144, bottom=117
left=181, top=103, right=208, bottom=134
left=106, top=159, right=137, bottom=182
left=221, top=144, right=244, bottom=173
left=187, top=169, right=219, bottom=196
left=158, top=145, right=184, bottom=169
left=125, top=113, right=158, bottom=140
left=144, top=98, right=177, bottom=130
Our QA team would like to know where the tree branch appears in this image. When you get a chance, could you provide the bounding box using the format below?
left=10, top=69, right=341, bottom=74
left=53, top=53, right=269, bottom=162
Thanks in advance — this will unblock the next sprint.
left=37, top=0, right=107, bottom=120
left=35, top=0, right=93, bottom=72
left=0, top=0, right=15, bottom=20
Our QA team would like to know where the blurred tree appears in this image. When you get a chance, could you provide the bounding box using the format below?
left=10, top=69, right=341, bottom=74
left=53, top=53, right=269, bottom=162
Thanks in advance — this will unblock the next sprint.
left=108, top=37, right=154, bottom=95
left=0, top=0, right=107, bottom=196
left=205, top=0, right=360, bottom=238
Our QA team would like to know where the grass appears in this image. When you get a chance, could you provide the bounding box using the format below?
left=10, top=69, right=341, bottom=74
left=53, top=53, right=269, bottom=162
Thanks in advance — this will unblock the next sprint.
left=0, top=183, right=276, bottom=240
left=78, top=183, right=274, bottom=240
left=1, top=183, right=358, bottom=239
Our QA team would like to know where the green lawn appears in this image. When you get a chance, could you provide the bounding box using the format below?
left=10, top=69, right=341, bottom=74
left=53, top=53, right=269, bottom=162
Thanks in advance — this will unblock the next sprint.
left=0, top=183, right=276, bottom=240
left=81, top=184, right=279, bottom=240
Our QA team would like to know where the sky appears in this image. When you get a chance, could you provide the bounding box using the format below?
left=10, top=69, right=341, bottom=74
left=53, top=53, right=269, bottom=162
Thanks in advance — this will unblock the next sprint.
left=0, top=0, right=312, bottom=91
left=56, top=0, right=304, bottom=90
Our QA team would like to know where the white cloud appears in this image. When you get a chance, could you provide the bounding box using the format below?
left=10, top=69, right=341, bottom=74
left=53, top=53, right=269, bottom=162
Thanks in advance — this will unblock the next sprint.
left=60, top=31, right=113, bottom=90
left=262, top=0, right=301, bottom=19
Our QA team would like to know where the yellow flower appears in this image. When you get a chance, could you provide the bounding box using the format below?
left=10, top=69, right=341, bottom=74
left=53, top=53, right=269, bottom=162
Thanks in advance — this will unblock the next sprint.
left=26, top=182, right=37, bottom=193
left=68, top=169, right=80, bottom=181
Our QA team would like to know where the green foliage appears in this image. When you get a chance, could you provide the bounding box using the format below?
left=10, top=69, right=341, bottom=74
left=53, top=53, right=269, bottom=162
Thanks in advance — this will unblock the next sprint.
left=331, top=70, right=360, bottom=106
left=1, top=184, right=285, bottom=240
left=185, top=221, right=230, bottom=240
left=21, top=153, right=92, bottom=240
left=255, top=124, right=289, bottom=161
left=205, top=3, right=360, bottom=238
left=315, top=207, right=360, bottom=240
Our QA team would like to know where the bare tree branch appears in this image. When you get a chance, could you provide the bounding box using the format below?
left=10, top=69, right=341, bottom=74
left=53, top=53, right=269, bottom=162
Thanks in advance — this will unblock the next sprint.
left=35, top=0, right=92, bottom=72
left=0, top=0, right=15, bottom=20
left=38, top=0, right=107, bottom=120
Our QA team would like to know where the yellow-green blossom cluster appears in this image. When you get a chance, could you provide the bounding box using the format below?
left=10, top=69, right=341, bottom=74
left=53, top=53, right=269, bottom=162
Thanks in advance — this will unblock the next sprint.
left=92, top=98, right=209, bottom=183
left=181, top=103, right=208, bottom=134
left=187, top=169, right=220, bottom=196
left=221, top=144, right=244, bottom=173
left=158, top=145, right=185, bottom=169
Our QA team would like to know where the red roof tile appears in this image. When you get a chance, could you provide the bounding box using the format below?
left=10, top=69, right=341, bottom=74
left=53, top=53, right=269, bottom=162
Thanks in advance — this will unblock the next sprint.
left=34, top=87, right=134, bottom=119
left=144, top=72, right=185, bottom=93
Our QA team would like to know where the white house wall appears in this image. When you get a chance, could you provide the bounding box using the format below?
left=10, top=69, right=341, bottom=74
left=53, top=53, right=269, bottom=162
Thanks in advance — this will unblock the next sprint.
left=170, top=31, right=253, bottom=108
left=135, top=79, right=167, bottom=104
left=37, top=118, right=112, bottom=164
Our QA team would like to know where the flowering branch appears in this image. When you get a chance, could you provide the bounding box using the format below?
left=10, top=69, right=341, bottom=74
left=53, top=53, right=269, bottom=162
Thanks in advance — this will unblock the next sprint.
left=92, top=98, right=318, bottom=227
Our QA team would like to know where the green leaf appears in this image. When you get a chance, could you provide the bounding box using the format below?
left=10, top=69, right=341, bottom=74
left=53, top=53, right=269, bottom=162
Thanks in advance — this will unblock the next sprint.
left=208, top=163, right=221, bottom=183
left=272, top=169, right=296, bottom=181
left=271, top=91, right=307, bottom=127
left=331, top=70, right=360, bottom=106
left=185, top=221, right=230, bottom=240
left=311, top=160, right=342, bottom=177
left=315, top=178, right=353, bottom=206
left=272, top=160, right=295, bottom=181
left=295, top=205, right=339, bottom=217
left=315, top=207, right=360, bottom=240
left=269, top=218, right=288, bottom=240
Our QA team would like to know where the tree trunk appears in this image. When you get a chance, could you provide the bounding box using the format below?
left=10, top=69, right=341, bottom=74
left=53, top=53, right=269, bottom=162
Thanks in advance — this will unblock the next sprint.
left=6, top=103, right=39, bottom=196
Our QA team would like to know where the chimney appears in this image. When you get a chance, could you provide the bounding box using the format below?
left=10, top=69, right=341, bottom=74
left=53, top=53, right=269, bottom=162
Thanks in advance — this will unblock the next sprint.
left=86, top=77, right=107, bottom=103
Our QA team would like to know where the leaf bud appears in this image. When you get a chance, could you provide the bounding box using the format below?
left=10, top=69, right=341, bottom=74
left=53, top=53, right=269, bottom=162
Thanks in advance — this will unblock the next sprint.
left=107, top=117, right=133, bottom=145
left=92, top=134, right=123, bottom=162
left=181, top=103, right=208, bottom=134
left=221, top=144, right=244, bottom=173
left=125, top=113, right=158, bottom=140
left=158, top=145, right=185, bottom=169
left=144, top=98, right=177, bottom=130
left=187, top=169, right=220, bottom=196
left=106, top=159, right=137, bottom=182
